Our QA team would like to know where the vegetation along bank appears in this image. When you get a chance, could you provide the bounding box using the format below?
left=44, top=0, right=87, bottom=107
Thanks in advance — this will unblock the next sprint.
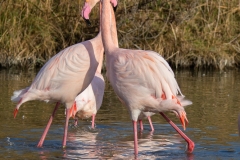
left=0, top=0, right=239, bottom=70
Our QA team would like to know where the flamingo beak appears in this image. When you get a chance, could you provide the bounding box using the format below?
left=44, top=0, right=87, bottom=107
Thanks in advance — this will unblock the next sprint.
left=110, top=0, right=118, bottom=12
left=81, top=1, right=92, bottom=26
left=73, top=102, right=77, bottom=118
left=180, top=115, right=186, bottom=130
left=83, top=18, right=91, bottom=26
left=179, top=113, right=189, bottom=130
left=13, top=108, right=18, bottom=118
left=69, top=102, right=77, bottom=119
left=113, top=5, right=118, bottom=12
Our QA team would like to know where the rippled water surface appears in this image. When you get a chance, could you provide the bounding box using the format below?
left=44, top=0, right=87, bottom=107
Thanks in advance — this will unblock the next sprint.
left=1, top=69, right=240, bottom=159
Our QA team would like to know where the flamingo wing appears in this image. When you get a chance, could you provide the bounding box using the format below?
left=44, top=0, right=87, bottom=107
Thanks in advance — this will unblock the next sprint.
left=31, top=43, right=92, bottom=91
left=13, top=41, right=99, bottom=109
left=111, top=49, right=182, bottom=101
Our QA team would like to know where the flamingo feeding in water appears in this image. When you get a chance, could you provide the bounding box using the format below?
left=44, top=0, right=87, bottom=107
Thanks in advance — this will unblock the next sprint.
left=71, top=70, right=105, bottom=129
left=10, top=1, right=110, bottom=147
left=82, top=0, right=195, bottom=156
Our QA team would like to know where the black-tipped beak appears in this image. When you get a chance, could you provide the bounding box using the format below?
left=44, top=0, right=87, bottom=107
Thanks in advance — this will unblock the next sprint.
left=113, top=4, right=118, bottom=12
left=83, top=17, right=91, bottom=26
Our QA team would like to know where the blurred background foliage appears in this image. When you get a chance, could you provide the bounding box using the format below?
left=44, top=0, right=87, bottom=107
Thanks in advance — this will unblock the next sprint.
left=0, top=0, right=239, bottom=70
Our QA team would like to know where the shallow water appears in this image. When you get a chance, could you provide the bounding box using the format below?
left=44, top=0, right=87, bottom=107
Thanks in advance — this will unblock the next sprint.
left=1, top=69, right=240, bottom=159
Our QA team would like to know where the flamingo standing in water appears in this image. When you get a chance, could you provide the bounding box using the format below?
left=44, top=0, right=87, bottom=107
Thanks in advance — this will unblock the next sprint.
left=82, top=0, right=195, bottom=156
left=11, top=1, right=109, bottom=147
left=71, top=69, right=105, bottom=129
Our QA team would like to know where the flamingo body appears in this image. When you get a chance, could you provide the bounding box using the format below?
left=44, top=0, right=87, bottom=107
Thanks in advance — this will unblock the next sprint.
left=72, top=72, right=105, bottom=128
left=11, top=32, right=104, bottom=147
left=11, top=38, right=103, bottom=108
left=82, top=0, right=195, bottom=156
left=98, top=0, right=194, bottom=156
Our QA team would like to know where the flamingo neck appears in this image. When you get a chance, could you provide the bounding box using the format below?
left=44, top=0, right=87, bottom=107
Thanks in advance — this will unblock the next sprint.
left=94, top=3, right=104, bottom=74
left=92, top=32, right=104, bottom=73
left=96, top=44, right=104, bottom=74
left=110, top=2, right=118, bottom=48
left=101, top=0, right=116, bottom=53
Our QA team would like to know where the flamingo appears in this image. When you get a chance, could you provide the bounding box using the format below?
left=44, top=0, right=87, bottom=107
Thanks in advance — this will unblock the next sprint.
left=70, top=71, right=105, bottom=129
left=82, top=0, right=195, bottom=156
left=10, top=1, right=107, bottom=147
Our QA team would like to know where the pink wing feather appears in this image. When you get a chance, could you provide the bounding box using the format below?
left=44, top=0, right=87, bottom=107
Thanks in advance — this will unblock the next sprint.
left=11, top=38, right=101, bottom=110
left=110, top=49, right=181, bottom=98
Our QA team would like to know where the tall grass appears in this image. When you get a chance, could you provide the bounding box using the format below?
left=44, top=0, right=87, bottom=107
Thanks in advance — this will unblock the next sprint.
left=0, top=0, right=97, bottom=69
left=0, top=0, right=240, bottom=70
left=116, top=0, right=240, bottom=70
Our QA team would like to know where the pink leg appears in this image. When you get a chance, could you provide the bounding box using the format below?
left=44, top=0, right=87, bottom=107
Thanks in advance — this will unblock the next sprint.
left=138, top=119, right=143, bottom=131
left=74, top=118, right=78, bottom=126
left=63, top=108, right=70, bottom=148
left=159, top=112, right=195, bottom=153
left=37, top=102, right=60, bottom=147
left=91, top=114, right=96, bottom=129
left=132, top=121, right=138, bottom=156
left=147, top=116, right=154, bottom=131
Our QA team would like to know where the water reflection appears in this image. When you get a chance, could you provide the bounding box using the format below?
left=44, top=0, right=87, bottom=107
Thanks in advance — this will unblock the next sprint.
left=1, top=69, right=240, bottom=159
left=63, top=121, right=193, bottom=159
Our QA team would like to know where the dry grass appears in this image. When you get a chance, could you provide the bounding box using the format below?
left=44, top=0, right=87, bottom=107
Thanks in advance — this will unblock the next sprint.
left=0, top=0, right=240, bottom=70
left=116, top=0, right=240, bottom=70
left=0, top=0, right=95, bottom=69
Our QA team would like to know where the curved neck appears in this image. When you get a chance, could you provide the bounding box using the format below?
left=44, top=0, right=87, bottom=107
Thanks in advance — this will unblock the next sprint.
left=101, top=0, right=117, bottom=53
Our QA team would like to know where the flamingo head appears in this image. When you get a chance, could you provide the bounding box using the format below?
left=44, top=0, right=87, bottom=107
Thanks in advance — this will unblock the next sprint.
left=173, top=110, right=188, bottom=130
left=110, top=0, right=118, bottom=11
left=81, top=0, right=118, bottom=26
left=81, top=0, right=94, bottom=26
left=69, top=101, right=78, bottom=119
left=180, top=111, right=188, bottom=130
left=173, top=96, right=192, bottom=130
